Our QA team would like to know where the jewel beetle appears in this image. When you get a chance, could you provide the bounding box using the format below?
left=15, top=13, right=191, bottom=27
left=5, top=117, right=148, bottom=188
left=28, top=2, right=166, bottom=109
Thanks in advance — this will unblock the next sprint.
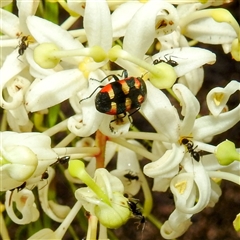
left=80, top=70, right=147, bottom=131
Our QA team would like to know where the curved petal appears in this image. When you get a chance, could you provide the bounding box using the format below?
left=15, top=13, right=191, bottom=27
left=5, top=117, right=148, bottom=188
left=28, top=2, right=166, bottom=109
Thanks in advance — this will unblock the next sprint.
left=178, top=67, right=204, bottom=95
left=68, top=113, right=103, bottom=137
left=161, top=213, right=192, bottom=239
left=25, top=69, right=84, bottom=112
left=152, top=47, right=216, bottom=78
left=171, top=161, right=211, bottom=214
left=173, top=83, right=200, bottom=136
left=38, top=167, right=71, bottom=222
left=0, top=50, right=28, bottom=110
left=99, top=114, right=131, bottom=137
left=144, top=144, right=184, bottom=179
left=206, top=80, right=240, bottom=116
left=192, top=104, right=240, bottom=141
left=1, top=143, right=38, bottom=181
left=152, top=177, right=171, bottom=192
left=182, top=18, right=237, bottom=44
left=111, top=141, right=142, bottom=195
left=207, top=179, right=222, bottom=207
left=0, top=9, right=20, bottom=37
left=123, top=0, right=178, bottom=59
left=111, top=2, right=143, bottom=38
left=17, top=0, right=40, bottom=34
left=27, top=229, right=57, bottom=240
left=141, top=81, right=179, bottom=140
left=84, top=0, right=112, bottom=51
left=5, top=189, right=39, bottom=224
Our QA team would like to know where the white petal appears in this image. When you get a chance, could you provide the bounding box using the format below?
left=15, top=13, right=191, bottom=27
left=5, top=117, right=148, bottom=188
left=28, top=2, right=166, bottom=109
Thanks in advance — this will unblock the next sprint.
left=27, top=16, right=84, bottom=57
left=0, top=170, right=26, bottom=191
left=111, top=2, right=143, bottom=38
left=207, top=80, right=240, bottom=116
left=84, top=0, right=112, bottom=51
left=152, top=177, right=171, bottom=192
left=25, top=69, right=84, bottom=112
left=141, top=81, right=179, bottom=140
left=173, top=83, right=200, bottom=136
left=68, top=113, right=103, bottom=137
left=183, top=18, right=237, bottom=44
left=144, top=144, right=184, bottom=179
left=0, top=50, right=28, bottom=109
left=171, top=162, right=211, bottom=214
left=17, top=0, right=40, bottom=34
left=152, top=47, right=216, bottom=78
left=178, top=67, right=204, bottom=95
left=2, top=145, right=38, bottom=181
left=99, top=114, right=131, bottom=137
left=192, top=104, right=240, bottom=141
left=0, top=8, right=20, bottom=37
left=27, top=229, right=56, bottom=240
left=123, top=0, right=178, bottom=59
left=116, top=141, right=141, bottom=171
left=161, top=213, right=192, bottom=239
left=94, top=168, right=125, bottom=195
left=207, top=179, right=222, bottom=207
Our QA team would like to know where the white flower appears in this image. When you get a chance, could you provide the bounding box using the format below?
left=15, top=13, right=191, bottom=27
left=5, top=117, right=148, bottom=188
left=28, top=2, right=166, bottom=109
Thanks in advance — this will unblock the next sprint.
left=207, top=80, right=240, bottom=116
left=0, top=131, right=58, bottom=191
left=142, top=82, right=239, bottom=237
left=0, top=1, right=39, bottom=110
left=69, top=160, right=131, bottom=229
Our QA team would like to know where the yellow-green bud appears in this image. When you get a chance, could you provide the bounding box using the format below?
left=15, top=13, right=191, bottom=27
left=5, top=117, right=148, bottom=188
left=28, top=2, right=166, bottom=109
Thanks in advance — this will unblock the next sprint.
left=214, top=140, right=240, bottom=165
left=34, top=43, right=60, bottom=69
left=95, top=192, right=131, bottom=229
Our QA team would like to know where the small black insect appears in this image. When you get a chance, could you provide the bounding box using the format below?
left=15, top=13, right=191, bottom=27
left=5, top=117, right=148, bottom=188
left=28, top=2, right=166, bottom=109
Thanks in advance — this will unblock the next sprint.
left=18, top=36, right=30, bottom=56
left=124, top=171, right=139, bottom=184
left=50, top=156, right=70, bottom=167
left=128, top=200, right=145, bottom=227
left=9, top=182, right=27, bottom=206
left=41, top=171, right=49, bottom=180
left=41, top=156, right=70, bottom=181
left=10, top=182, right=26, bottom=192
left=181, top=138, right=200, bottom=162
left=153, top=54, right=178, bottom=67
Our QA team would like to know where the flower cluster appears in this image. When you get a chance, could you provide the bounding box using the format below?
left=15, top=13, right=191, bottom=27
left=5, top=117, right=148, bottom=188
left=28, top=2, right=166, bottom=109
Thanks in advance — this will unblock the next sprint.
left=0, top=0, right=239, bottom=239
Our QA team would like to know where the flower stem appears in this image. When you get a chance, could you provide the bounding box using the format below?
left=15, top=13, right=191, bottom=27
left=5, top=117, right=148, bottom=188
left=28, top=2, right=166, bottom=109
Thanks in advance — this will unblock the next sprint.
left=68, top=160, right=111, bottom=205
left=109, top=137, right=158, bottom=161
left=55, top=200, right=82, bottom=239
left=207, top=171, right=240, bottom=185
left=138, top=171, right=153, bottom=217
left=86, top=215, right=98, bottom=240
left=95, top=130, right=107, bottom=169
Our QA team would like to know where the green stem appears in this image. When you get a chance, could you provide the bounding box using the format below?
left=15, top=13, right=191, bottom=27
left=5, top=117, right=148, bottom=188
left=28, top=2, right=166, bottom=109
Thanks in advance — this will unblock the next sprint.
left=68, top=160, right=111, bottom=205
